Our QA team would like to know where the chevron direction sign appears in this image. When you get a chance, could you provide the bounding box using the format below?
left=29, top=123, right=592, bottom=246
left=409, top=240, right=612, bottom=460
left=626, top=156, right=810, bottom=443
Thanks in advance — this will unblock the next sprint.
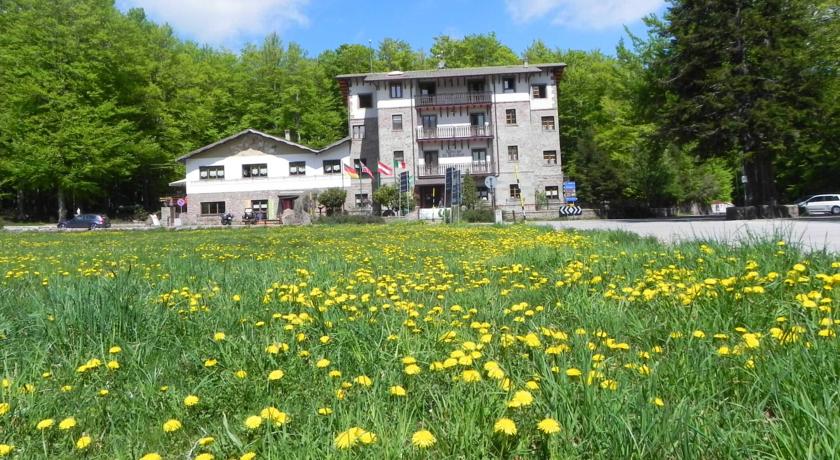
left=559, top=206, right=582, bottom=217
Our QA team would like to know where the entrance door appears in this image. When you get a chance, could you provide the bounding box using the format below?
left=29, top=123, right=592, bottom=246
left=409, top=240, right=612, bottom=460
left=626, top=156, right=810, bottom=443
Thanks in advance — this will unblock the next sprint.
left=470, top=113, right=486, bottom=136
left=423, top=151, right=439, bottom=176
left=280, top=198, right=296, bottom=212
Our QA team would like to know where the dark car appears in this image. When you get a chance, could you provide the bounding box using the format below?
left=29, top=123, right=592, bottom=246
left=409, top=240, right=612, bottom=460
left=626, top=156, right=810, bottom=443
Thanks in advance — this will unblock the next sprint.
left=58, top=214, right=111, bottom=229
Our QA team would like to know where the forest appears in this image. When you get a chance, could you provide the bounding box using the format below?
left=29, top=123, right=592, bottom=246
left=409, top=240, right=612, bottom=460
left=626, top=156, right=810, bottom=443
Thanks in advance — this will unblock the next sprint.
left=0, top=0, right=837, bottom=221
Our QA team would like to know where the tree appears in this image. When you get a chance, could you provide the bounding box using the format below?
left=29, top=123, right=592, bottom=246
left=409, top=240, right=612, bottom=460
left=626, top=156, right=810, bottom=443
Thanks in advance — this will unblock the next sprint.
left=461, top=174, right=478, bottom=209
left=430, top=33, right=519, bottom=68
left=317, top=188, right=347, bottom=215
left=372, top=185, right=399, bottom=211
left=654, top=0, right=825, bottom=206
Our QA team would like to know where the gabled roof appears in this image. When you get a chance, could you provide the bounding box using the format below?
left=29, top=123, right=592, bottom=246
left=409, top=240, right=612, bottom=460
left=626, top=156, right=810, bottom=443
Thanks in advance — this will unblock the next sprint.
left=337, top=63, right=566, bottom=82
left=176, top=129, right=348, bottom=162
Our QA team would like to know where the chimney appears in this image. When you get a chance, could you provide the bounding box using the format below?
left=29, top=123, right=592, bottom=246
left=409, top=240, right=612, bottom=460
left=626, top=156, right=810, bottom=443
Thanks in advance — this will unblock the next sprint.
left=284, top=129, right=291, bottom=141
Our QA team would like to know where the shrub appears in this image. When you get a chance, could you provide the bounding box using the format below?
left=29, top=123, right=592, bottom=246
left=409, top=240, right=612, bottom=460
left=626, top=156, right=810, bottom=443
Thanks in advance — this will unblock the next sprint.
left=462, top=209, right=494, bottom=223
left=314, top=214, right=384, bottom=225
left=317, top=188, right=347, bottom=215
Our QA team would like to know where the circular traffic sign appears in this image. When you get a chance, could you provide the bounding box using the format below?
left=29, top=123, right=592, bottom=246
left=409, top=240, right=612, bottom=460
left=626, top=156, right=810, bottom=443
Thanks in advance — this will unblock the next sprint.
left=176, top=198, right=186, bottom=207
left=484, top=176, right=497, bottom=189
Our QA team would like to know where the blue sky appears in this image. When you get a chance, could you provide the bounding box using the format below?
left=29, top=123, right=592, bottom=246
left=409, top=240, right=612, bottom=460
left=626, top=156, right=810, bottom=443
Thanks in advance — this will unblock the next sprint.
left=116, top=0, right=667, bottom=57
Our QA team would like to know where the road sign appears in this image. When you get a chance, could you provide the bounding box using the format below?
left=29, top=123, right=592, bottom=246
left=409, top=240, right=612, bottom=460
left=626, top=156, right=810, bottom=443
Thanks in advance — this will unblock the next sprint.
left=452, top=172, right=462, bottom=205
left=484, top=176, right=497, bottom=189
left=563, top=181, right=577, bottom=204
left=399, top=172, right=409, bottom=193
left=559, top=205, right=582, bottom=216
left=176, top=198, right=186, bottom=207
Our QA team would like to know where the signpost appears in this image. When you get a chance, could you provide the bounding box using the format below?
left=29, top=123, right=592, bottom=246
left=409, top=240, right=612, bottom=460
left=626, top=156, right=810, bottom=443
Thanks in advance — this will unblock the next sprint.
left=484, top=176, right=497, bottom=213
left=563, top=181, right=577, bottom=204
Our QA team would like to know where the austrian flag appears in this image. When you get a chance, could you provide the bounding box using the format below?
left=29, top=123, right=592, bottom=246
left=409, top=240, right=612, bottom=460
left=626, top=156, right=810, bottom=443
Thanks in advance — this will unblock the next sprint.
left=377, top=161, right=394, bottom=176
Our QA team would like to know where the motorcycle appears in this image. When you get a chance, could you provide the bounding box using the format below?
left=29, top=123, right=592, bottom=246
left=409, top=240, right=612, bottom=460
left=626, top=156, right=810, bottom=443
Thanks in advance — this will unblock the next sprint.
left=220, top=213, right=234, bottom=226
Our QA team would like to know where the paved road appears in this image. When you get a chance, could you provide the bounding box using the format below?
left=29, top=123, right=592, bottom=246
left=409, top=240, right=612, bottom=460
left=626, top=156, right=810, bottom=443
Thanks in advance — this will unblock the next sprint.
left=536, top=218, right=840, bottom=253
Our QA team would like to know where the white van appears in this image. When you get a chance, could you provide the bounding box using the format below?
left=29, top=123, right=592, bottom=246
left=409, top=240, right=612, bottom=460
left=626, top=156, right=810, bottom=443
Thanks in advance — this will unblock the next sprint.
left=797, top=194, right=840, bottom=215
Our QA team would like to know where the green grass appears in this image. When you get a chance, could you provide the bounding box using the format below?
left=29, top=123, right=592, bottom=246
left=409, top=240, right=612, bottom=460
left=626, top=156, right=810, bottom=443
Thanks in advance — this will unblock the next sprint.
left=0, top=223, right=837, bottom=459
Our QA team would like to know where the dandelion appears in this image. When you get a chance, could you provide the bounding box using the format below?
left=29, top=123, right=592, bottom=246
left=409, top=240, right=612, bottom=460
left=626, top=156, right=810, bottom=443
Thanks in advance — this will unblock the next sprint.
left=0, top=403, right=9, bottom=415
left=318, top=407, right=333, bottom=415
left=232, top=294, right=241, bottom=302
left=0, top=445, right=13, bottom=457
left=213, top=332, right=226, bottom=342
left=260, top=407, right=289, bottom=426
left=235, top=370, right=248, bottom=379
left=268, top=369, right=285, bottom=381
left=537, top=418, right=561, bottom=434
left=404, top=364, right=421, bottom=375
left=139, top=454, right=162, bottom=460
left=36, top=418, right=55, bottom=430
left=411, top=429, right=437, bottom=448
left=204, top=359, right=218, bottom=368
left=184, top=394, right=200, bottom=407
left=163, top=419, right=182, bottom=433
left=507, top=390, right=534, bottom=408
left=652, top=397, right=665, bottom=407
left=99, top=389, right=109, bottom=397
left=198, top=436, right=215, bottom=446
left=76, top=435, right=92, bottom=450
left=195, top=453, right=214, bottom=460
left=244, top=415, right=263, bottom=430
left=108, top=346, right=122, bottom=354
left=389, top=385, right=407, bottom=396
left=566, top=368, right=582, bottom=378
left=461, top=370, right=482, bottom=382
left=240, top=453, right=257, bottom=460
left=353, top=375, right=372, bottom=387
left=494, top=418, right=517, bottom=436
left=316, top=359, right=331, bottom=368
left=59, top=416, right=77, bottom=430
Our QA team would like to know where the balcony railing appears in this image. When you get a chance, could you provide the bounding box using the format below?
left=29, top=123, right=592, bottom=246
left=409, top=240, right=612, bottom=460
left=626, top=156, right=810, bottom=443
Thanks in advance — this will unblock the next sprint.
left=418, top=162, right=495, bottom=177
left=415, top=92, right=492, bottom=107
left=417, top=124, right=493, bottom=141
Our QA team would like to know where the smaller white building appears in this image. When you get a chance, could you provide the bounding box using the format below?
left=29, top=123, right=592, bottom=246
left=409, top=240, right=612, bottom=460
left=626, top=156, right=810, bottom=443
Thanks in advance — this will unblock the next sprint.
left=171, top=129, right=369, bottom=224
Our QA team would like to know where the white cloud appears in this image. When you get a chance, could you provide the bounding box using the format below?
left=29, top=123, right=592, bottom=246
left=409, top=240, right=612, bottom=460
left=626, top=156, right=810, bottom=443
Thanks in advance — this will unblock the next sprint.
left=505, top=0, right=664, bottom=29
left=118, top=0, right=309, bottom=47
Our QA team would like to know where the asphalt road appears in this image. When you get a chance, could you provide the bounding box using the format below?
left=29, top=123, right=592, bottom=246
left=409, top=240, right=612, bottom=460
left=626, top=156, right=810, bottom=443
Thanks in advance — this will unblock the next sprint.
left=536, top=217, right=840, bottom=253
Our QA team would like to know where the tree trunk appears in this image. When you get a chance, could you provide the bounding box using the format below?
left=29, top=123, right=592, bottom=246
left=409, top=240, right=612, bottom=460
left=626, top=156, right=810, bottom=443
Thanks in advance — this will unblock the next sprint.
left=57, top=186, right=67, bottom=222
left=16, top=188, right=25, bottom=220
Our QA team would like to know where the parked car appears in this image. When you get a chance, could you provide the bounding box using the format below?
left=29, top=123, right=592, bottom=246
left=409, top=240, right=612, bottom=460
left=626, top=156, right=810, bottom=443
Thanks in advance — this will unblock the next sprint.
left=58, top=214, right=111, bottom=229
left=796, top=194, right=840, bottom=215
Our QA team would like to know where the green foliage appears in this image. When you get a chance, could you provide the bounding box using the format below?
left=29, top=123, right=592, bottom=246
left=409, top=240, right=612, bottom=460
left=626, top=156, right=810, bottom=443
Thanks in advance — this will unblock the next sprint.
left=372, top=185, right=400, bottom=211
left=316, top=188, right=347, bottom=214
left=461, top=209, right=494, bottom=223
left=461, top=174, right=478, bottom=210
left=430, top=33, right=519, bottom=67
left=314, top=214, right=384, bottom=225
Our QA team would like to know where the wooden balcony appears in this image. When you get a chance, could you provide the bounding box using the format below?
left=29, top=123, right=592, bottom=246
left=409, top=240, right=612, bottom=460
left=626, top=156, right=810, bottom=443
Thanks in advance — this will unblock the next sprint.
left=416, top=125, right=493, bottom=142
left=415, top=92, right=492, bottom=108
left=417, top=162, right=495, bottom=177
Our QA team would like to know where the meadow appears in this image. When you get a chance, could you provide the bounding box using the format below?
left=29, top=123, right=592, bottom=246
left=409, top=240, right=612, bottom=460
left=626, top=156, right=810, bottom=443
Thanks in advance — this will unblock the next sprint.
left=0, top=224, right=837, bottom=459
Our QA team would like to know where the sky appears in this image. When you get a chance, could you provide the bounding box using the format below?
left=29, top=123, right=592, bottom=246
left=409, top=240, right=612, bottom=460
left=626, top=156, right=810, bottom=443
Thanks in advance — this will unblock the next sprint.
left=115, top=0, right=667, bottom=57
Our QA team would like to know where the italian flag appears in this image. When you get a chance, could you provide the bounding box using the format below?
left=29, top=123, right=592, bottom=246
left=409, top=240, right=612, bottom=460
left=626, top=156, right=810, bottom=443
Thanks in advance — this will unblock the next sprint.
left=377, top=161, right=394, bottom=176
left=393, top=159, right=406, bottom=170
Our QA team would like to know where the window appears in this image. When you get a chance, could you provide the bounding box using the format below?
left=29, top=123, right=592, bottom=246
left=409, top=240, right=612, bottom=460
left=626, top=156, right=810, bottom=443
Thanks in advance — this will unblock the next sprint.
left=468, top=80, right=485, bottom=92
left=505, top=109, right=517, bottom=125
left=389, top=82, right=403, bottom=98
left=289, top=161, right=306, bottom=175
left=502, top=77, right=515, bottom=92
left=509, top=184, right=521, bottom=199
left=323, top=159, right=341, bottom=174
left=543, top=150, right=558, bottom=165
left=392, top=114, right=403, bottom=131
left=200, top=201, right=225, bottom=215
left=477, top=186, right=489, bottom=201
left=393, top=151, right=404, bottom=167
left=470, top=112, right=486, bottom=127
left=355, top=193, right=369, bottom=208
left=419, top=81, right=436, bottom=95
left=358, top=93, right=373, bottom=108
left=251, top=200, right=268, bottom=212
left=242, top=163, right=267, bottom=178
left=421, top=114, right=437, bottom=129
left=472, top=149, right=488, bottom=165
left=542, top=116, right=555, bottom=131
left=352, top=125, right=365, bottom=139
left=199, top=165, right=225, bottom=180
left=532, top=84, right=547, bottom=98
left=545, top=186, right=560, bottom=200
left=508, top=145, right=519, bottom=161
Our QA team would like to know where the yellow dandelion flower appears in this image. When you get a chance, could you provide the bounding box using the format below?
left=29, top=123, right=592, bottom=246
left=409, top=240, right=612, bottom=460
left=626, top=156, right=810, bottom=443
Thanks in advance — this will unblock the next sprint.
left=494, top=418, right=517, bottom=436
left=204, top=359, right=218, bottom=368
left=404, top=364, right=421, bottom=375
left=566, top=368, right=582, bottom=378
left=0, top=444, right=14, bottom=457
left=507, top=390, right=534, bottom=408
left=213, top=332, right=226, bottom=342
left=537, top=418, right=561, bottom=434
left=195, top=453, right=213, bottom=460
left=108, top=346, right=122, bottom=354
left=389, top=385, right=407, bottom=396
left=139, top=453, right=162, bottom=460
left=235, top=370, right=248, bottom=379
left=652, top=397, right=665, bottom=407
left=36, top=418, right=55, bottom=430
left=267, top=369, right=285, bottom=381
left=98, top=389, right=109, bottom=397
left=163, top=419, right=182, bottom=433
left=318, top=407, right=333, bottom=415
left=461, top=370, right=482, bottom=382
left=240, top=453, right=257, bottom=460
left=76, top=435, right=92, bottom=450
left=353, top=375, right=372, bottom=387
left=184, top=395, right=200, bottom=407
left=260, top=407, right=289, bottom=425
left=244, top=415, right=263, bottom=430
left=359, top=431, right=377, bottom=444
left=106, top=360, right=120, bottom=370
left=198, top=436, right=215, bottom=446
left=58, top=416, right=77, bottom=430
left=742, top=333, right=760, bottom=348
left=316, top=359, right=331, bottom=368
left=0, top=403, right=9, bottom=416
left=232, top=294, right=241, bottom=302
left=411, top=429, right=437, bottom=448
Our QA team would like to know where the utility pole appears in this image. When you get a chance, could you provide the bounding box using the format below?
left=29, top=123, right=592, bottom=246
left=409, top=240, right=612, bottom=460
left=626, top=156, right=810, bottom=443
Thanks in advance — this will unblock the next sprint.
left=368, top=39, right=373, bottom=72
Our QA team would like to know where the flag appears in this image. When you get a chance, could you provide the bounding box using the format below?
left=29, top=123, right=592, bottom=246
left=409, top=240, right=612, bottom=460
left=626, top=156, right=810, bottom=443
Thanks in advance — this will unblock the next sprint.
left=343, top=163, right=359, bottom=178
left=360, top=162, right=374, bottom=179
left=393, top=158, right=406, bottom=170
left=377, top=161, right=394, bottom=176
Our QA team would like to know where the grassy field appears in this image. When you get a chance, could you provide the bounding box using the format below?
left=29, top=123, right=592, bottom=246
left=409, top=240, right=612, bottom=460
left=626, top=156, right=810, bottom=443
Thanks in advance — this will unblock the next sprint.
left=0, top=224, right=837, bottom=459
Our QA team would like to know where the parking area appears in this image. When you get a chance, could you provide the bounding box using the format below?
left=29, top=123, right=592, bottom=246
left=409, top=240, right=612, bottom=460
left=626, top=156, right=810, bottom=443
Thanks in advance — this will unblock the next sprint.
left=537, top=217, right=840, bottom=253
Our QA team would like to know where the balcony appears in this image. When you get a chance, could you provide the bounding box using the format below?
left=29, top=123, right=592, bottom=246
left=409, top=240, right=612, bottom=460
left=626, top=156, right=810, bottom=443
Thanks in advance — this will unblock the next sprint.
left=418, top=162, right=495, bottom=177
left=415, top=92, right=492, bottom=108
left=416, top=125, right=493, bottom=142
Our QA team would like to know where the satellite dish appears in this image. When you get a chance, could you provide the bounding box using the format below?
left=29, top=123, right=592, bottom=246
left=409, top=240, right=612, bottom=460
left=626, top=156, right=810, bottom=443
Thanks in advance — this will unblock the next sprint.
left=484, top=176, right=497, bottom=189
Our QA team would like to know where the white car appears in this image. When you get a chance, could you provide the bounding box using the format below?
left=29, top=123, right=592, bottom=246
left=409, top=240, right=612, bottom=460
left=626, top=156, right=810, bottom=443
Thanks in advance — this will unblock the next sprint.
left=797, top=194, right=840, bottom=215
